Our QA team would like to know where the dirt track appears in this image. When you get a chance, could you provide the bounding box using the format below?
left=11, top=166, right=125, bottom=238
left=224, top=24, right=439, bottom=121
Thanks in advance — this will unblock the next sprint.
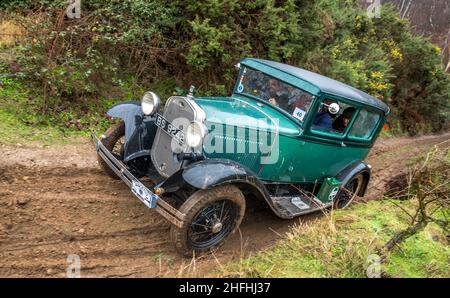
left=1, top=133, right=449, bottom=277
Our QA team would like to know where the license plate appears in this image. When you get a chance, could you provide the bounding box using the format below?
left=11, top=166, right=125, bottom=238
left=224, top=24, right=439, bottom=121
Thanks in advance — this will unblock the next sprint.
left=155, top=113, right=185, bottom=145
left=131, top=180, right=158, bottom=208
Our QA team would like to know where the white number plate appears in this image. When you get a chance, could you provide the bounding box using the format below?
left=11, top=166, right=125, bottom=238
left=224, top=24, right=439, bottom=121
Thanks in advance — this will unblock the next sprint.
left=131, top=180, right=158, bottom=208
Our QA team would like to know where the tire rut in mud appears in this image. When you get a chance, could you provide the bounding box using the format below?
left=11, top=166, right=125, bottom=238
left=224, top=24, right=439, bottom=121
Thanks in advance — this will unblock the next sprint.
left=0, top=165, right=173, bottom=277
left=0, top=163, right=296, bottom=277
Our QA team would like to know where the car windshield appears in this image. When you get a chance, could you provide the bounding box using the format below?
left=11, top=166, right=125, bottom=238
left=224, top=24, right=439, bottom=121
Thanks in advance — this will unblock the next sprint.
left=236, top=67, right=314, bottom=123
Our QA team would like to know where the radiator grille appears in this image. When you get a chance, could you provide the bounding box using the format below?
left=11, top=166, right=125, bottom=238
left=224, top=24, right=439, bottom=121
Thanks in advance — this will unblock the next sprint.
left=151, top=96, right=196, bottom=177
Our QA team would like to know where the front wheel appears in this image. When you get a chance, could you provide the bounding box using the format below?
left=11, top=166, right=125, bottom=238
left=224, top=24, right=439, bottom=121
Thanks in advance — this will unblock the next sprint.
left=97, top=121, right=125, bottom=179
left=170, top=185, right=246, bottom=255
left=333, top=173, right=364, bottom=209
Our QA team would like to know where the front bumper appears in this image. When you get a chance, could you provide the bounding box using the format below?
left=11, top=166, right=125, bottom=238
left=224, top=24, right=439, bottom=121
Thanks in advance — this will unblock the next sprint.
left=92, top=134, right=185, bottom=228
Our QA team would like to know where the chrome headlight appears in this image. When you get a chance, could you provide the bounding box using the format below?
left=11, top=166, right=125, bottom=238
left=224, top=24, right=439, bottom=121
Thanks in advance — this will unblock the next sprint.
left=186, top=121, right=207, bottom=148
left=141, top=91, right=160, bottom=116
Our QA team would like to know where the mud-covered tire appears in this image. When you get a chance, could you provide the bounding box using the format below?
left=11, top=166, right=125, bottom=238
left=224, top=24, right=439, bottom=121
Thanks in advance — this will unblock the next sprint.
left=333, top=173, right=363, bottom=209
left=97, top=121, right=125, bottom=179
left=170, top=185, right=246, bottom=256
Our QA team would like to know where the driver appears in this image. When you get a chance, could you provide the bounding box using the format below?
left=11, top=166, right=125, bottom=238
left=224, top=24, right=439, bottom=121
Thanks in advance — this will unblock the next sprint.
left=262, top=78, right=289, bottom=107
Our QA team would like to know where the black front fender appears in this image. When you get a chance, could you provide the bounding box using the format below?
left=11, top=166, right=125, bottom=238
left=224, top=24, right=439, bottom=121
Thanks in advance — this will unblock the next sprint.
left=107, top=100, right=142, bottom=142
left=159, top=159, right=265, bottom=191
left=182, top=159, right=263, bottom=190
left=106, top=101, right=157, bottom=164
left=335, top=161, right=371, bottom=196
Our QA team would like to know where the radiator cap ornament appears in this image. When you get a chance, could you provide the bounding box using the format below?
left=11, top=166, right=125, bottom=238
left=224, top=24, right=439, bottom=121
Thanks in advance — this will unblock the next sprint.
left=187, top=85, right=195, bottom=99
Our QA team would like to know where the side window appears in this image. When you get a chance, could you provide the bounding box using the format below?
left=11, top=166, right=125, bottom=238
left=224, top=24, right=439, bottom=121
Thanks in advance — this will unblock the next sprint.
left=311, top=99, right=357, bottom=135
left=348, top=109, right=381, bottom=139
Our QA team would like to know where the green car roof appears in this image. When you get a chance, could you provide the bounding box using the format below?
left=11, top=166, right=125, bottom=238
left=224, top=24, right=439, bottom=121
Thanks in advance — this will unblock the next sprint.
left=241, top=58, right=390, bottom=114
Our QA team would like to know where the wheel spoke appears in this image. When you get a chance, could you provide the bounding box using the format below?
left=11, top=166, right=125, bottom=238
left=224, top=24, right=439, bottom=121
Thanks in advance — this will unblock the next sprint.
left=203, top=208, right=215, bottom=223
left=191, top=230, right=212, bottom=236
left=221, top=215, right=231, bottom=223
left=191, top=222, right=210, bottom=229
left=219, top=201, right=226, bottom=221
left=222, top=209, right=230, bottom=222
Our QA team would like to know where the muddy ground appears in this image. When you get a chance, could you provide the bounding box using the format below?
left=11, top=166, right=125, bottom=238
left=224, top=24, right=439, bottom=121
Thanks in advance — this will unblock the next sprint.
left=1, top=132, right=449, bottom=277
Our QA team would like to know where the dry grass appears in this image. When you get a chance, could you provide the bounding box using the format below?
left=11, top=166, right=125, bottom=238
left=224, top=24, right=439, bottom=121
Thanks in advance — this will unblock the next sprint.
left=0, top=20, right=24, bottom=47
left=216, top=197, right=449, bottom=277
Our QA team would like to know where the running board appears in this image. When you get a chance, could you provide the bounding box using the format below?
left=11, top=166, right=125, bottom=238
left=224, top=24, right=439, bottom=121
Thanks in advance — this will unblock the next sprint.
left=271, top=194, right=332, bottom=218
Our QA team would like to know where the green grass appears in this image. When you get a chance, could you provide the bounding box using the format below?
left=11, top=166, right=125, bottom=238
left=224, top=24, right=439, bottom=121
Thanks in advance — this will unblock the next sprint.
left=0, top=108, right=85, bottom=145
left=219, top=200, right=449, bottom=278
left=385, top=226, right=449, bottom=278
left=0, top=77, right=94, bottom=145
left=0, top=76, right=112, bottom=145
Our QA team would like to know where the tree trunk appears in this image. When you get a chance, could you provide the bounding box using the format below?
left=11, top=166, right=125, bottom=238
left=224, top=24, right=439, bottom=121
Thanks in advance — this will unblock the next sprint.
left=383, top=220, right=427, bottom=252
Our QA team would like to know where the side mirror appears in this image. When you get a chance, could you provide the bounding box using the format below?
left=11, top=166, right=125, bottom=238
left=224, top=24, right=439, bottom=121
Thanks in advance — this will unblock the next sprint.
left=328, top=103, right=340, bottom=114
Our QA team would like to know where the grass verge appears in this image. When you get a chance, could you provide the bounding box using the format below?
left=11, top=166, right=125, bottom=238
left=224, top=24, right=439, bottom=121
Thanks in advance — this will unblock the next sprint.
left=218, top=199, right=449, bottom=278
left=0, top=108, right=86, bottom=145
left=0, top=76, right=113, bottom=145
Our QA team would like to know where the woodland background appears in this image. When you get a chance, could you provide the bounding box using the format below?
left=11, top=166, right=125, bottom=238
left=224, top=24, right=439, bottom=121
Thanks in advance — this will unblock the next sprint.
left=0, top=0, right=449, bottom=135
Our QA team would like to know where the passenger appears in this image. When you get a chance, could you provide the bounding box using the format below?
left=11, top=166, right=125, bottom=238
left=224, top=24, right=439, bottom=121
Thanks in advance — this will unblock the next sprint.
left=312, top=100, right=334, bottom=130
left=332, top=107, right=356, bottom=132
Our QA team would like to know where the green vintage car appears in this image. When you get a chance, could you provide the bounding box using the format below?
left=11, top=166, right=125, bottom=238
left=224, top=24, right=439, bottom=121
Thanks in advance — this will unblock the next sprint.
left=93, top=58, right=389, bottom=254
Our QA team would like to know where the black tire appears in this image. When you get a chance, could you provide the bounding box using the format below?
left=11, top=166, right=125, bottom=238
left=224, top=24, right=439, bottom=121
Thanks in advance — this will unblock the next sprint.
left=170, top=185, right=246, bottom=256
left=333, top=173, right=364, bottom=209
left=97, top=121, right=125, bottom=179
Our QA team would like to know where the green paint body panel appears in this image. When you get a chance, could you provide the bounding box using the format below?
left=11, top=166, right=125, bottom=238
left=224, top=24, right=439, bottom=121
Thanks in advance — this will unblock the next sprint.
left=257, top=136, right=370, bottom=183
left=195, top=96, right=300, bottom=137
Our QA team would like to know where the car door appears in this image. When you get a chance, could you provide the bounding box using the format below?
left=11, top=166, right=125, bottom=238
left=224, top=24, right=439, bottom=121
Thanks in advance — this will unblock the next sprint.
left=289, top=95, right=372, bottom=182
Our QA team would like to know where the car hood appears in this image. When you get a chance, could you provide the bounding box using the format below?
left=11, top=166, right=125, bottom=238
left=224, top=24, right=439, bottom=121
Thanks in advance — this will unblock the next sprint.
left=194, top=96, right=301, bottom=137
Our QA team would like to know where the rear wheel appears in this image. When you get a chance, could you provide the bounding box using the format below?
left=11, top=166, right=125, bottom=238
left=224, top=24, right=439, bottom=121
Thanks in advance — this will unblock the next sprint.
left=170, top=185, right=246, bottom=255
left=97, top=121, right=125, bottom=179
left=333, top=173, right=363, bottom=209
